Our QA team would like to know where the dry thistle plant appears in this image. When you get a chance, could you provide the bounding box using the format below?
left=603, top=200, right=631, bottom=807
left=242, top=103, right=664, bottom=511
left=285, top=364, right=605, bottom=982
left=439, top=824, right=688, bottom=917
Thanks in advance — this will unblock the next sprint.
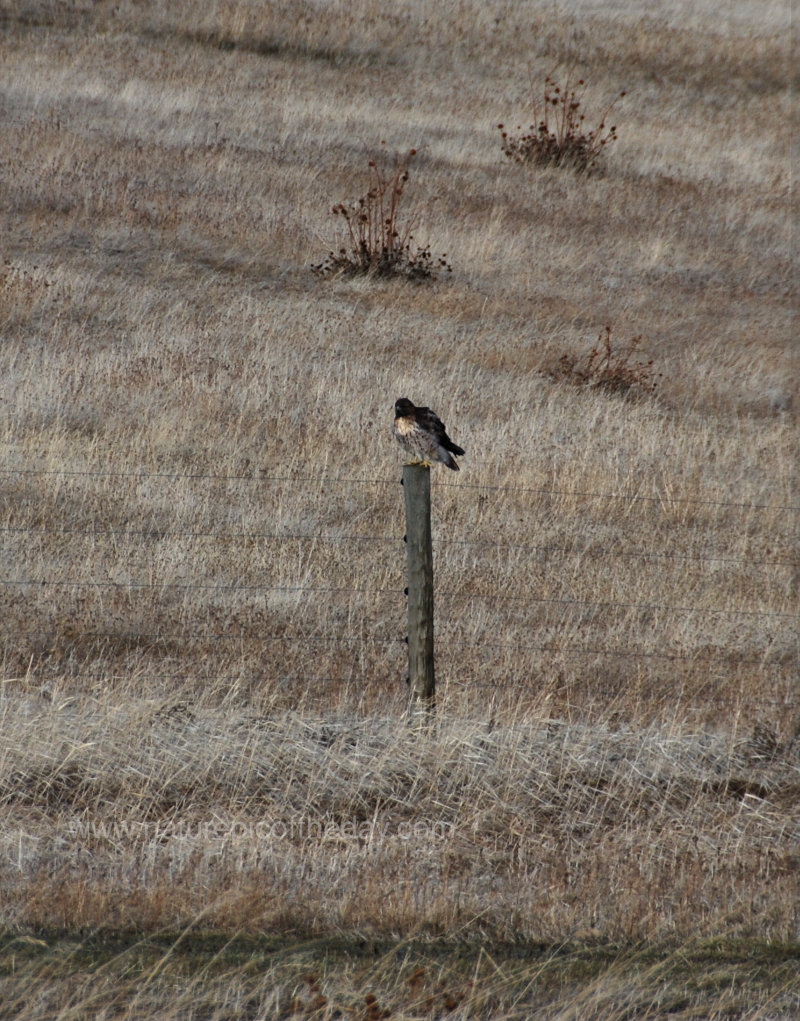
left=499, top=71, right=625, bottom=173
left=312, top=147, right=452, bottom=281
left=551, top=325, right=659, bottom=397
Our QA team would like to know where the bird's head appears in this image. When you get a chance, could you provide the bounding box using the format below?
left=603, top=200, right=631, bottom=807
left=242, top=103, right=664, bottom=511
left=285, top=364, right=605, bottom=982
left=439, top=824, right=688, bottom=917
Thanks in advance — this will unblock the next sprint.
left=395, top=397, right=415, bottom=418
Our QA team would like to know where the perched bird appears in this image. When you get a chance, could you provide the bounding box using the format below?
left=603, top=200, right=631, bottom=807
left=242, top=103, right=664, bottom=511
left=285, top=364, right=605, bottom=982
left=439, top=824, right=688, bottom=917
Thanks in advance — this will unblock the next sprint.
left=392, top=397, right=465, bottom=471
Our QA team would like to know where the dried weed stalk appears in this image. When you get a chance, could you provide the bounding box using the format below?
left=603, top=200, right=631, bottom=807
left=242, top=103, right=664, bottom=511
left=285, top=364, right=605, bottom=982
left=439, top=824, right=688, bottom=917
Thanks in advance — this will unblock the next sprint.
left=499, top=71, right=625, bottom=173
left=312, top=148, right=451, bottom=281
left=553, top=326, right=659, bottom=397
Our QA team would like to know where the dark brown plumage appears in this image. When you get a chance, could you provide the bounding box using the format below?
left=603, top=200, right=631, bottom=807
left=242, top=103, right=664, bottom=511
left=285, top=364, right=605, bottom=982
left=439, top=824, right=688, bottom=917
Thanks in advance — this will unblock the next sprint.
left=392, top=397, right=464, bottom=471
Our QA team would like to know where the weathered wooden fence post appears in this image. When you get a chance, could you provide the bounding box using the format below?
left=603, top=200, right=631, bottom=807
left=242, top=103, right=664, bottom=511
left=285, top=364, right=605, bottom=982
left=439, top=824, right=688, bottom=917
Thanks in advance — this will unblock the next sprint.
left=402, top=463, right=435, bottom=717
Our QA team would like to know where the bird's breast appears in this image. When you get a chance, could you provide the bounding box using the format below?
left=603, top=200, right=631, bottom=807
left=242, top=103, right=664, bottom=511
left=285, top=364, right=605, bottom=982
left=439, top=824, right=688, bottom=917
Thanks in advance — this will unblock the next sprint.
left=394, top=416, right=417, bottom=437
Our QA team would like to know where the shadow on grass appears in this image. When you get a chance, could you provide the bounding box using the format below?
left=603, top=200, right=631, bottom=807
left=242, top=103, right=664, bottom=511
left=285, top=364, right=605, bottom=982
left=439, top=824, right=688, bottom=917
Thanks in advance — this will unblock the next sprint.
left=2, top=929, right=798, bottom=1020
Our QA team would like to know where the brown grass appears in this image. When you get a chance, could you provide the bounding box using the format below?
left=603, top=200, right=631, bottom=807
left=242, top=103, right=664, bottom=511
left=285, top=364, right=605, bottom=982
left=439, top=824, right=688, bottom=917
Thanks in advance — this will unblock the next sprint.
left=0, top=0, right=797, bottom=1015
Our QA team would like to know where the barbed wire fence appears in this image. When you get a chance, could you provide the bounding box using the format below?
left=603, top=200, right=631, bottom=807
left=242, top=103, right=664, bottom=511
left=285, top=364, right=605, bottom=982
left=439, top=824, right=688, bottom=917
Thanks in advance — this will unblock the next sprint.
left=1, top=465, right=797, bottom=722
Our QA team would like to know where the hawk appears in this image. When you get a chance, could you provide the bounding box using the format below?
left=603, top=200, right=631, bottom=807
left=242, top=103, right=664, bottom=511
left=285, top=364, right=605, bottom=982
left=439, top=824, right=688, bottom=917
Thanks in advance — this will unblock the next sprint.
left=392, top=397, right=465, bottom=471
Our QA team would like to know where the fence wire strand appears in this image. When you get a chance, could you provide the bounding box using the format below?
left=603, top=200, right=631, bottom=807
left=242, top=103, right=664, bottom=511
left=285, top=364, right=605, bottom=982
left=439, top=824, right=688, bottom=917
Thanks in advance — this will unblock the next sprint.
left=2, top=466, right=797, bottom=713
left=2, top=524, right=795, bottom=569
left=1, top=465, right=797, bottom=513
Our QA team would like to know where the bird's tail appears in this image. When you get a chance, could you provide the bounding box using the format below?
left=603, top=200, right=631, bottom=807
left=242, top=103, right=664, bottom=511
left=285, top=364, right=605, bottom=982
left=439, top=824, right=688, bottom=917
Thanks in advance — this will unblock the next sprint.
left=441, top=449, right=461, bottom=471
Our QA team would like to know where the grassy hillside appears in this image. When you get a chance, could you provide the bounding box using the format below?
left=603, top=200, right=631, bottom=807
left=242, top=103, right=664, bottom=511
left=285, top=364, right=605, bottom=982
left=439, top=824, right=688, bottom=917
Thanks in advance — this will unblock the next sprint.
left=0, top=0, right=797, bottom=1016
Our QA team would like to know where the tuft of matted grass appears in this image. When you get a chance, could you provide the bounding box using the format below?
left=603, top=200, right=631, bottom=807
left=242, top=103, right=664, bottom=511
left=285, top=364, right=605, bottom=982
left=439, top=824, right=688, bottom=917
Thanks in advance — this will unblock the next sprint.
left=2, top=695, right=799, bottom=939
left=2, top=693, right=799, bottom=1015
left=0, top=0, right=797, bottom=1015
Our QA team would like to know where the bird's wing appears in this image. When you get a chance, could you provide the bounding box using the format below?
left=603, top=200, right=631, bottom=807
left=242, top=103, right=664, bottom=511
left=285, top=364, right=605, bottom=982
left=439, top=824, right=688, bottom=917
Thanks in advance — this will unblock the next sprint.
left=416, top=406, right=447, bottom=440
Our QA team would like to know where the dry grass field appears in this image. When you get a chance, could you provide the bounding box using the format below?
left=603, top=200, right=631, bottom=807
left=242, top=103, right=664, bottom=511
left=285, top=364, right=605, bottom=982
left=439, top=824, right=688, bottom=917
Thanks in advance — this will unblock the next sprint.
left=1, top=0, right=798, bottom=1016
